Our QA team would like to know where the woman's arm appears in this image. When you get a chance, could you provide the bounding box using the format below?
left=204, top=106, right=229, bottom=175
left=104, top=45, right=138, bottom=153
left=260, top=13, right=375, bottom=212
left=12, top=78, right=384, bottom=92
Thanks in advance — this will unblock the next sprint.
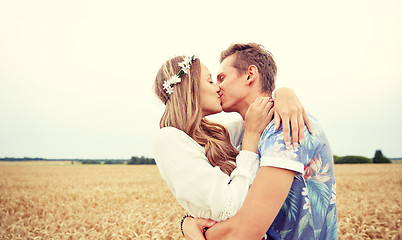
left=273, top=87, right=313, bottom=148
left=153, top=128, right=259, bottom=221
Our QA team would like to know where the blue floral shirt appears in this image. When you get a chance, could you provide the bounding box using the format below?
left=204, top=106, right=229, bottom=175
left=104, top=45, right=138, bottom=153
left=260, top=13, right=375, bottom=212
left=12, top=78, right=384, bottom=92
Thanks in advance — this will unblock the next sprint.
left=258, top=114, right=337, bottom=240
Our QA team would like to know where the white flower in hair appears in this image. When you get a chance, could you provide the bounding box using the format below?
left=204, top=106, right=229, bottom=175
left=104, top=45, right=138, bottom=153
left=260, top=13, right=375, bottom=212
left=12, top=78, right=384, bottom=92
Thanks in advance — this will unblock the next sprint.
left=166, top=86, right=174, bottom=95
left=163, top=80, right=171, bottom=90
left=170, top=75, right=181, bottom=84
left=163, top=75, right=181, bottom=94
left=178, top=56, right=192, bottom=74
left=180, top=56, right=192, bottom=66
left=179, top=64, right=190, bottom=74
left=184, top=56, right=192, bottom=64
left=162, top=55, right=196, bottom=99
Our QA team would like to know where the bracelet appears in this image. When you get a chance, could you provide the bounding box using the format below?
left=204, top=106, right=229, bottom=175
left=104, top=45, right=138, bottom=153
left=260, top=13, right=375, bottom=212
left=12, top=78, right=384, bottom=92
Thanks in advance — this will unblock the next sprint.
left=180, top=214, right=193, bottom=237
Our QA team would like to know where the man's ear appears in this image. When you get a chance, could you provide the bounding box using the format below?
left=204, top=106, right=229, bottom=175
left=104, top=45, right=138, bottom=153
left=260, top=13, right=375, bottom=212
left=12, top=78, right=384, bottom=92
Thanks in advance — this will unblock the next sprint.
left=245, top=65, right=258, bottom=85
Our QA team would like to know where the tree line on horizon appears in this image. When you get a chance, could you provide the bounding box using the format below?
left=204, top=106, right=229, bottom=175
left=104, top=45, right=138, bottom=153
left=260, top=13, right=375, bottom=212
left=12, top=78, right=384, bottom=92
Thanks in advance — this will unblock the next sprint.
left=334, top=150, right=392, bottom=164
left=0, top=156, right=155, bottom=165
left=0, top=150, right=394, bottom=165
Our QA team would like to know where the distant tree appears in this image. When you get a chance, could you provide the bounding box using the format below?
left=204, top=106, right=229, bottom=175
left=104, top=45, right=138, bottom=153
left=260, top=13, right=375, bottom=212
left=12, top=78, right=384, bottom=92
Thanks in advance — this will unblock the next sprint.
left=0, top=157, right=44, bottom=161
left=333, top=155, right=340, bottom=163
left=127, top=156, right=155, bottom=165
left=334, top=155, right=372, bottom=164
left=81, top=160, right=101, bottom=164
left=104, top=160, right=125, bottom=165
left=372, top=150, right=391, bottom=164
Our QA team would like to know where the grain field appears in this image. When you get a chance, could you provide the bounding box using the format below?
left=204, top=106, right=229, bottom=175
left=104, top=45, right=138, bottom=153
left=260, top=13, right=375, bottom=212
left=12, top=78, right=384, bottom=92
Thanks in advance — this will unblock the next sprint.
left=0, top=163, right=401, bottom=239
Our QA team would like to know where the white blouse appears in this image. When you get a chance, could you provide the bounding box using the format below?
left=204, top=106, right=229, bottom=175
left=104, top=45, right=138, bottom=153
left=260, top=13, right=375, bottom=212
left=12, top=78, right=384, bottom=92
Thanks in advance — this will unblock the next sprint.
left=152, top=118, right=259, bottom=221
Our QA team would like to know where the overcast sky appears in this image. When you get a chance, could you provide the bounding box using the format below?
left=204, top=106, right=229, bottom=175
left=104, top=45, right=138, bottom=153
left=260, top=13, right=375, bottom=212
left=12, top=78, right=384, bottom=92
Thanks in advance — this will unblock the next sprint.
left=1, top=0, right=401, bottom=159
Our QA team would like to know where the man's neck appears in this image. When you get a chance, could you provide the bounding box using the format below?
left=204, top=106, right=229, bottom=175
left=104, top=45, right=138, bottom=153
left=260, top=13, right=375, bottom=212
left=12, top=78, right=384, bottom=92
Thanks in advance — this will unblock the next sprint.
left=238, top=92, right=272, bottom=119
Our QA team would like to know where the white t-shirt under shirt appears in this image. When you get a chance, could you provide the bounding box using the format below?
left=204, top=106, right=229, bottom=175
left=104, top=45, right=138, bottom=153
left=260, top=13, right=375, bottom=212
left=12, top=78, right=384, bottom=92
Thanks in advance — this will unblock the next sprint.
left=152, top=118, right=259, bottom=221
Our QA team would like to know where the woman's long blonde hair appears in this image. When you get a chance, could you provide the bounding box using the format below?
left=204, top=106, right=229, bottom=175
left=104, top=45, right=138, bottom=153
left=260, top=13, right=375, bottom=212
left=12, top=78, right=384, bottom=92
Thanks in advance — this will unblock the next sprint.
left=154, top=56, right=238, bottom=175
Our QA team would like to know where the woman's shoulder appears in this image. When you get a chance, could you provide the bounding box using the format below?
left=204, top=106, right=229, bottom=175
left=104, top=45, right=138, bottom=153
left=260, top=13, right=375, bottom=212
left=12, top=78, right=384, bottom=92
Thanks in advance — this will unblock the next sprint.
left=153, top=127, right=205, bottom=162
left=156, top=126, right=187, bottom=139
left=154, top=127, right=199, bottom=146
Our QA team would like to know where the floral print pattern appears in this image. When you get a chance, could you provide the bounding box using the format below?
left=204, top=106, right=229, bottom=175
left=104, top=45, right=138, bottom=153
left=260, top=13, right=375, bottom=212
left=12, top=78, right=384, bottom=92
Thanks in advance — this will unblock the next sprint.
left=258, top=115, right=337, bottom=240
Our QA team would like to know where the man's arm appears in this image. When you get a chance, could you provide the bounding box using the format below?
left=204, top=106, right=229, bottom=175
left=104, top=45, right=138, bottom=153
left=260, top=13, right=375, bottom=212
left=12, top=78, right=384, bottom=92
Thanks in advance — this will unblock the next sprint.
left=205, top=166, right=295, bottom=240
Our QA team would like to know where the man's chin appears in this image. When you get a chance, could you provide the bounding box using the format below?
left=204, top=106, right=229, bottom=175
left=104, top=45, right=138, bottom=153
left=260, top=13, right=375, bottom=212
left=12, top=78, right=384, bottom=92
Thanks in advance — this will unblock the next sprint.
left=221, top=102, right=233, bottom=112
left=221, top=107, right=235, bottom=113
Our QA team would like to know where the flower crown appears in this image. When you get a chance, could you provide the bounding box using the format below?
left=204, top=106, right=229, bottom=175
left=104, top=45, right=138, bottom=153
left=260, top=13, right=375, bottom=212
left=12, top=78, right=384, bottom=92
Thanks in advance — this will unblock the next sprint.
left=163, top=55, right=196, bottom=96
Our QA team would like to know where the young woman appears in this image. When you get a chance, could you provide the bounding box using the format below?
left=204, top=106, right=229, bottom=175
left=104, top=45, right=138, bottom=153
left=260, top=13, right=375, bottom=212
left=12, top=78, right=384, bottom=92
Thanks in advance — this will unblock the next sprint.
left=153, top=55, right=310, bottom=239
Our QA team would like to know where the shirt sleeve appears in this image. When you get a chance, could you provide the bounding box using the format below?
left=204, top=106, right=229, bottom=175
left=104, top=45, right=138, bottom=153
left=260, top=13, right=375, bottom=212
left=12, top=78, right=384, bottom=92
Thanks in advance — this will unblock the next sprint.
left=259, top=124, right=305, bottom=175
left=153, top=127, right=259, bottom=221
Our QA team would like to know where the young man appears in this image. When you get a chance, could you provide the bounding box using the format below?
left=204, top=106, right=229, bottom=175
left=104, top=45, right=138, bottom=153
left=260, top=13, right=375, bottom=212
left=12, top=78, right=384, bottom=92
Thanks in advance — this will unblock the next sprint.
left=187, top=43, right=337, bottom=240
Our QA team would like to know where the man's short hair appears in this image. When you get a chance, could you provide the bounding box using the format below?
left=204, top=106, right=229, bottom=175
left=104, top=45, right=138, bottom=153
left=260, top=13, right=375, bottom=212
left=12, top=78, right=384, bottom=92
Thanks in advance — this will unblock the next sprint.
left=220, top=43, right=277, bottom=93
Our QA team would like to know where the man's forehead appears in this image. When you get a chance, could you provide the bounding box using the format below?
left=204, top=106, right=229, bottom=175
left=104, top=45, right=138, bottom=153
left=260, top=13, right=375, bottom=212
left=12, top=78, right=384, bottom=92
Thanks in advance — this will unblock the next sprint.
left=218, top=55, right=235, bottom=74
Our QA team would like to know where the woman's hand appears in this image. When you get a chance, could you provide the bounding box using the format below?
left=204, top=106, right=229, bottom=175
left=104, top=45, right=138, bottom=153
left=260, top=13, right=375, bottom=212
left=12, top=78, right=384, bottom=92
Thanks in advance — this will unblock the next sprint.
left=273, top=87, right=313, bottom=148
left=182, top=217, right=217, bottom=240
left=245, top=97, right=274, bottom=134
left=242, top=97, right=274, bottom=153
